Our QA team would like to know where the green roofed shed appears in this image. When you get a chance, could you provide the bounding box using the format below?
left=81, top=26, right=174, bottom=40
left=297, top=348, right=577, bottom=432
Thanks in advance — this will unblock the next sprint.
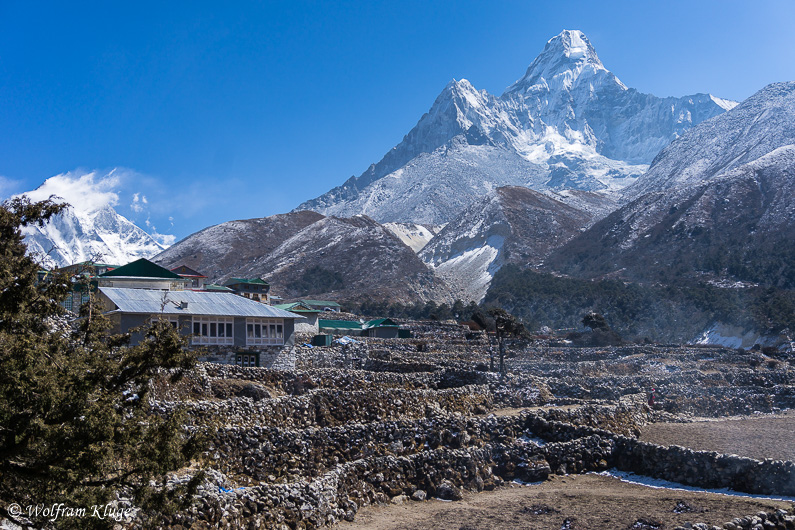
left=275, top=302, right=321, bottom=314
left=203, top=284, right=234, bottom=292
left=319, top=319, right=362, bottom=330
left=319, top=319, right=363, bottom=335
left=363, top=318, right=399, bottom=329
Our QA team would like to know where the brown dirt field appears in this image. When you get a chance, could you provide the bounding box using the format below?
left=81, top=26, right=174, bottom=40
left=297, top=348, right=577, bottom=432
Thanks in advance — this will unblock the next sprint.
left=640, top=411, right=795, bottom=461
left=338, top=474, right=793, bottom=529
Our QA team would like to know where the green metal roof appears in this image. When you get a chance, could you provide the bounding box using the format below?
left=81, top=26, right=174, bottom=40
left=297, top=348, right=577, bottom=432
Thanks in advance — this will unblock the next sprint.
left=275, top=302, right=321, bottom=314
left=203, top=284, right=234, bottom=292
left=99, top=258, right=181, bottom=279
left=302, top=299, right=341, bottom=308
left=224, top=278, right=269, bottom=286
left=319, top=319, right=362, bottom=330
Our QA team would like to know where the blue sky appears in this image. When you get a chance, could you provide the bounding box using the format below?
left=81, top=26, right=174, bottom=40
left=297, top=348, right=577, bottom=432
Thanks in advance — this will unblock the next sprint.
left=1, top=0, right=793, bottom=241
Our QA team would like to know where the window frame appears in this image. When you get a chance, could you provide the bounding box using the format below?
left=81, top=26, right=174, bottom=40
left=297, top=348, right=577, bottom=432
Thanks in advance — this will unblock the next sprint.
left=245, top=318, right=284, bottom=346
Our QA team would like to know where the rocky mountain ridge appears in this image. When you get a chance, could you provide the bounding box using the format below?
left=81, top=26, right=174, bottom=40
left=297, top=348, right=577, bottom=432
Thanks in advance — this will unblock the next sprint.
left=547, top=144, right=795, bottom=289
left=154, top=211, right=451, bottom=304
left=544, top=81, right=795, bottom=290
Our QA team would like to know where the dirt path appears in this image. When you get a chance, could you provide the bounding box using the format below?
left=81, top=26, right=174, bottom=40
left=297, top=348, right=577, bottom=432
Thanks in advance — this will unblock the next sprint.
left=339, top=474, right=792, bottom=529
left=640, top=411, right=795, bottom=462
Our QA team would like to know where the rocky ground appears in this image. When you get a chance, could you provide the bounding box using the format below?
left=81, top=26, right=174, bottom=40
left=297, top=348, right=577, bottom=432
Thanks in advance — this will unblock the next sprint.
left=140, top=320, right=795, bottom=529
left=342, top=474, right=792, bottom=530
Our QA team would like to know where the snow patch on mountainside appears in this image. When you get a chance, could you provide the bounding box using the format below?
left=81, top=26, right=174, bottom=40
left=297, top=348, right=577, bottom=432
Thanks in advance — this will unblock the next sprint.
left=383, top=222, right=442, bottom=252
left=693, top=322, right=792, bottom=351
left=433, top=237, right=503, bottom=303
left=421, top=186, right=596, bottom=302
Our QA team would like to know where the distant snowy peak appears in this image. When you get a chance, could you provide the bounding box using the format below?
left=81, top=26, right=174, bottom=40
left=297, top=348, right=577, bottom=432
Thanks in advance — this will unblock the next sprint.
left=710, top=95, right=739, bottom=112
left=22, top=204, right=166, bottom=269
left=505, top=29, right=616, bottom=95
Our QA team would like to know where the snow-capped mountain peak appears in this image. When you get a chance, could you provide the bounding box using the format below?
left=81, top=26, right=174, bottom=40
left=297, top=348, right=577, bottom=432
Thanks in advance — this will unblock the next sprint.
left=295, top=30, right=735, bottom=225
left=16, top=171, right=170, bottom=269
left=504, top=29, right=615, bottom=95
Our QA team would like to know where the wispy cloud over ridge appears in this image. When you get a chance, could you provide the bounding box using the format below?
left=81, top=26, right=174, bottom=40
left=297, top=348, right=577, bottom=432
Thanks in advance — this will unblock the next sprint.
left=19, top=170, right=122, bottom=214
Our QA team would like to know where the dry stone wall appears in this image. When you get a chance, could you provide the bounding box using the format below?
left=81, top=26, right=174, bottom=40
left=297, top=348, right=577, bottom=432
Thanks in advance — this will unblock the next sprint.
left=137, top=321, right=795, bottom=529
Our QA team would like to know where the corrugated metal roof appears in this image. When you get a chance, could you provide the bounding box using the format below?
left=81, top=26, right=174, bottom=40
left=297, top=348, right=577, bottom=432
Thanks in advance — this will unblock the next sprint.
left=100, top=287, right=299, bottom=319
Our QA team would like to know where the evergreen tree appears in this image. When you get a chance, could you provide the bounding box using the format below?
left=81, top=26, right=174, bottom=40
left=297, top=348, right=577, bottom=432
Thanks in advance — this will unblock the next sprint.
left=0, top=197, right=205, bottom=528
left=487, top=308, right=527, bottom=374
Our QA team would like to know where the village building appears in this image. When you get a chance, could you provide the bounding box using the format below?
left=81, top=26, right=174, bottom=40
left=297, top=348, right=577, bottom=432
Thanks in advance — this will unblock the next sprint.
left=361, top=318, right=402, bottom=339
left=97, top=287, right=301, bottom=368
left=274, top=301, right=322, bottom=333
left=170, top=265, right=208, bottom=289
left=223, top=278, right=271, bottom=303
left=54, top=261, right=120, bottom=312
left=202, top=283, right=235, bottom=292
left=59, top=261, right=119, bottom=276
left=52, top=258, right=301, bottom=369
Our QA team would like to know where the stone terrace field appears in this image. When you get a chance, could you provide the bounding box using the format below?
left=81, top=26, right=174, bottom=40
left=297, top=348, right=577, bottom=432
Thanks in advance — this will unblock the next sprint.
left=143, top=321, right=795, bottom=529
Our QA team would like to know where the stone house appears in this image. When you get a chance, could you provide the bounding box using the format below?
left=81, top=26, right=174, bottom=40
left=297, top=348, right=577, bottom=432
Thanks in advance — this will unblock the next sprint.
left=274, top=301, right=322, bottom=333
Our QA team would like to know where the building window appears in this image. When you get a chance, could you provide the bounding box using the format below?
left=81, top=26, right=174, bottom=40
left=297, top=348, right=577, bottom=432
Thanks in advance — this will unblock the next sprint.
left=151, top=315, right=179, bottom=329
left=192, top=316, right=234, bottom=345
left=246, top=318, right=284, bottom=346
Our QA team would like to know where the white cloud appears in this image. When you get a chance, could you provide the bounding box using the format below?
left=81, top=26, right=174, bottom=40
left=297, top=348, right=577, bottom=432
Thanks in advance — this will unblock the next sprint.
left=151, top=231, right=176, bottom=247
left=20, top=170, right=121, bottom=214
left=0, top=175, right=25, bottom=200
left=131, top=192, right=145, bottom=213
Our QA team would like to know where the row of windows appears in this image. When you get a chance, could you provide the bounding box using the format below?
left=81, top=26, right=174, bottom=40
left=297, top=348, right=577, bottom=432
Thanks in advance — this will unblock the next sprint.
left=186, top=316, right=284, bottom=346
left=246, top=318, right=283, bottom=345
left=191, top=317, right=235, bottom=345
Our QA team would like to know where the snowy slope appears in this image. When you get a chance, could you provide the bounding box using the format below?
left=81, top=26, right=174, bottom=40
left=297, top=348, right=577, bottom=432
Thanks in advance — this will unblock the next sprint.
left=624, top=81, right=795, bottom=199
left=297, top=30, right=734, bottom=224
left=420, top=186, right=597, bottom=302
left=548, top=144, right=795, bottom=288
left=22, top=205, right=166, bottom=268
left=382, top=222, right=442, bottom=252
